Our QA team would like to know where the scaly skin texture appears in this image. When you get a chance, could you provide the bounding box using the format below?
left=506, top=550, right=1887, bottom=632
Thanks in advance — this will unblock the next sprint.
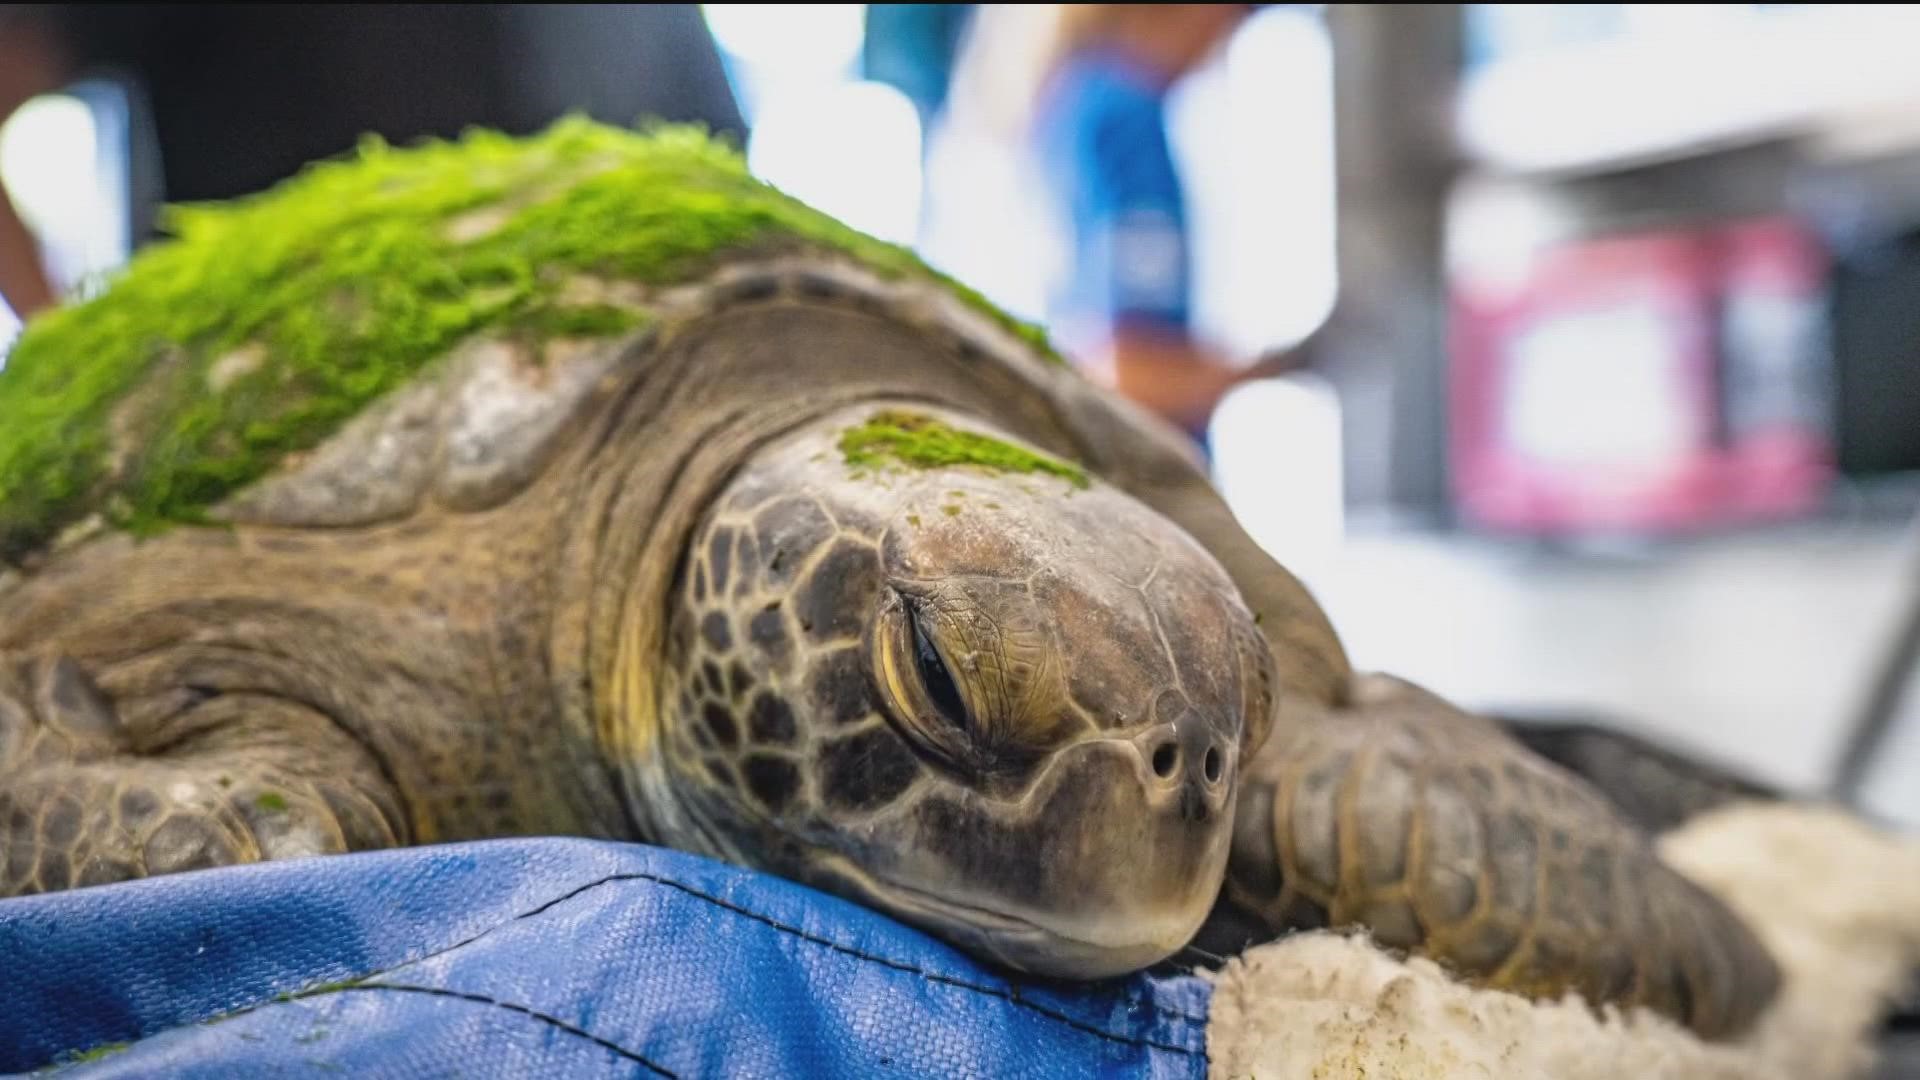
left=1201, top=677, right=1780, bottom=1040
left=0, top=258, right=1782, bottom=1033
left=0, top=488, right=630, bottom=874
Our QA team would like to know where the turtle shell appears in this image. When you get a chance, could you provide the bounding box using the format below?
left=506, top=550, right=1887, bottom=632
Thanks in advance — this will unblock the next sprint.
left=0, top=120, right=1057, bottom=566
left=0, top=119, right=1348, bottom=715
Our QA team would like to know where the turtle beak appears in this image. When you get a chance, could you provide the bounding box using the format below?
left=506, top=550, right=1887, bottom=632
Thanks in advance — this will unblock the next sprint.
left=811, top=732, right=1237, bottom=979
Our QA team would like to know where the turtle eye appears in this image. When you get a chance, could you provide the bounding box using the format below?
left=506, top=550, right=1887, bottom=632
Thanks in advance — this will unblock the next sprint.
left=909, top=606, right=969, bottom=731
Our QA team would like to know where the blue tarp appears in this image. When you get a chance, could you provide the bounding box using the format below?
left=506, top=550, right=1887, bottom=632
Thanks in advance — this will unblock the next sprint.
left=0, top=839, right=1211, bottom=1078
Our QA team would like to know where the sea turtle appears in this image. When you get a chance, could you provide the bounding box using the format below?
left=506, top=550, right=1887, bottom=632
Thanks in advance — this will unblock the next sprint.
left=0, top=121, right=1779, bottom=1038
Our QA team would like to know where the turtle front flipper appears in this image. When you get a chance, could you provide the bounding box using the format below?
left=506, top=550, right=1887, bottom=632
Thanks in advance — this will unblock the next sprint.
left=1200, top=674, right=1781, bottom=1040
left=0, top=652, right=406, bottom=896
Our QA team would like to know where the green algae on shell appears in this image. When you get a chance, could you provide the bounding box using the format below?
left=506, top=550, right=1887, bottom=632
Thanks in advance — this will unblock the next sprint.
left=0, top=119, right=1063, bottom=563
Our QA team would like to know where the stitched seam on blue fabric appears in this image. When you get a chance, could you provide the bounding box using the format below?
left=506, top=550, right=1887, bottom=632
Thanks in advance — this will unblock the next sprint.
left=317, top=982, right=676, bottom=1078
left=14, top=864, right=1203, bottom=1072
left=394, top=869, right=1209, bottom=1034
left=159, top=868, right=1205, bottom=1065
left=423, top=870, right=1208, bottom=1059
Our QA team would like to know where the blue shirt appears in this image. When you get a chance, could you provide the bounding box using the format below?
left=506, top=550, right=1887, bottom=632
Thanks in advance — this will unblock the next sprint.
left=1033, top=50, right=1194, bottom=345
left=1032, top=50, right=1209, bottom=452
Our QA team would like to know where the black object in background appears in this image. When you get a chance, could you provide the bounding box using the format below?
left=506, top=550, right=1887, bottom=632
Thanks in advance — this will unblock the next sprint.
left=36, top=4, right=745, bottom=235
left=1830, top=226, right=1920, bottom=478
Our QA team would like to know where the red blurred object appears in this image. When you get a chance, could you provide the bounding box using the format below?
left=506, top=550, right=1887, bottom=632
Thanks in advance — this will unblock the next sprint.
left=1450, top=216, right=1834, bottom=536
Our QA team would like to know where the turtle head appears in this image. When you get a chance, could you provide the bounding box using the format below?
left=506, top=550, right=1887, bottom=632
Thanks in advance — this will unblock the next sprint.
left=646, top=404, right=1275, bottom=978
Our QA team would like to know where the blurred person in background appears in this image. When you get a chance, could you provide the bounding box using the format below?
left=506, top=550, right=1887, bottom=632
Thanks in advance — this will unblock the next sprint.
left=0, top=4, right=743, bottom=323
left=999, top=3, right=1334, bottom=450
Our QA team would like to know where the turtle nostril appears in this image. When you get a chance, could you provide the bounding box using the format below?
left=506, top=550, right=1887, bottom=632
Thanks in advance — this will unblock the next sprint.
left=1151, top=742, right=1179, bottom=779
left=1203, top=746, right=1223, bottom=784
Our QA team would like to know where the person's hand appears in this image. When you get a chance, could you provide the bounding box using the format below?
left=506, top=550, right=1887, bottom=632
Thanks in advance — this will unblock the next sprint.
left=1236, top=344, right=1314, bottom=384
left=1230, top=301, right=1384, bottom=388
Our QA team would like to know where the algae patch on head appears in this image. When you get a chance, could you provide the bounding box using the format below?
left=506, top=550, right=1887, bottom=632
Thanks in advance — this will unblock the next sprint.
left=838, top=410, right=1090, bottom=490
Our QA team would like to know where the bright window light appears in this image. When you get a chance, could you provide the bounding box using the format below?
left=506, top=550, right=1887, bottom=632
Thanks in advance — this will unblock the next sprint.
left=1211, top=375, right=1346, bottom=589
left=1178, top=8, right=1343, bottom=564
left=1169, top=5, right=1337, bottom=359
left=0, top=90, right=127, bottom=353
left=747, top=80, right=923, bottom=246
left=1460, top=5, right=1920, bottom=173
left=702, top=4, right=865, bottom=76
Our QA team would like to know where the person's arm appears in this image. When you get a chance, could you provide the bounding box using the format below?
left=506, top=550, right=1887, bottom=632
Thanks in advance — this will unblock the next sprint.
left=1057, top=82, right=1293, bottom=432
left=0, top=23, right=69, bottom=320
left=1102, top=325, right=1323, bottom=432
left=1101, top=328, right=1244, bottom=431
